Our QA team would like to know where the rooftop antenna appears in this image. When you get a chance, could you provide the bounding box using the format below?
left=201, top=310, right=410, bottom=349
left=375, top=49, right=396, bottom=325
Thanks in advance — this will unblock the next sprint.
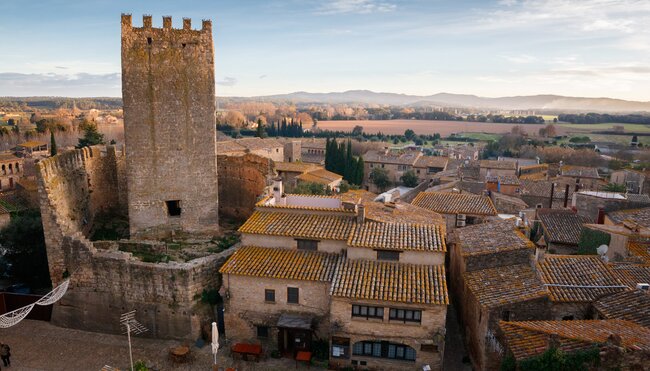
left=120, top=310, right=148, bottom=371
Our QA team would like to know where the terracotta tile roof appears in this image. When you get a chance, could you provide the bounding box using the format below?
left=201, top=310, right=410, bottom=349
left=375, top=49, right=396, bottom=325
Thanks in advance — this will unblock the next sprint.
left=608, top=207, right=650, bottom=227
left=498, top=175, right=520, bottom=185
left=238, top=211, right=355, bottom=240
left=18, top=141, right=48, bottom=148
left=331, top=260, right=448, bottom=305
left=236, top=137, right=283, bottom=151
left=297, top=168, right=343, bottom=185
left=364, top=150, right=421, bottom=165
left=626, top=194, right=650, bottom=204
left=274, top=162, right=319, bottom=174
left=220, top=246, right=340, bottom=281
left=628, top=240, right=650, bottom=264
left=609, top=263, right=650, bottom=289
left=537, top=209, right=588, bottom=246
left=464, top=264, right=547, bottom=308
left=217, top=140, right=246, bottom=154
left=413, top=156, right=448, bottom=169
left=459, top=165, right=480, bottom=180
left=520, top=180, right=575, bottom=199
left=480, top=159, right=516, bottom=170
left=500, top=320, right=650, bottom=360
left=412, top=191, right=497, bottom=216
left=340, top=190, right=446, bottom=225
left=560, top=165, right=599, bottom=178
left=537, top=255, right=628, bottom=302
left=456, top=219, right=534, bottom=256
left=348, top=222, right=446, bottom=252
left=593, top=290, right=650, bottom=327
left=0, top=152, right=20, bottom=162
left=301, top=138, right=326, bottom=150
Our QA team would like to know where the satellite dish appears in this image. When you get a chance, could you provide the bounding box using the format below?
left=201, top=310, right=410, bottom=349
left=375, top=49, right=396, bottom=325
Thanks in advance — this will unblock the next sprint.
left=597, top=244, right=609, bottom=256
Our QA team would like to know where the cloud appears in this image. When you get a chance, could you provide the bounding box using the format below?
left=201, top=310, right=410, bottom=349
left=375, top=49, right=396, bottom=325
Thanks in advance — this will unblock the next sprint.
left=259, top=74, right=267, bottom=79
left=501, top=54, right=537, bottom=64
left=217, top=76, right=237, bottom=86
left=55, top=66, right=69, bottom=70
left=317, top=0, right=397, bottom=15
left=0, top=72, right=121, bottom=96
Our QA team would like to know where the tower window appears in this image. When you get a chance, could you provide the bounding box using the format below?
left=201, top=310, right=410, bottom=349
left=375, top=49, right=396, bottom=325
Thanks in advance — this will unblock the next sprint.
left=147, top=37, right=152, bottom=45
left=166, top=200, right=182, bottom=217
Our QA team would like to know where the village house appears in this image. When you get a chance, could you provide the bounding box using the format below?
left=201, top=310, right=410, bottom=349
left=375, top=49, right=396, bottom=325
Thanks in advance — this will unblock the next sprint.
left=485, top=175, right=520, bottom=196
left=478, top=160, right=517, bottom=181
left=217, top=137, right=285, bottom=162
left=222, top=180, right=450, bottom=370
left=412, top=191, right=497, bottom=230
left=274, top=161, right=320, bottom=187
left=301, top=138, right=327, bottom=164
left=574, top=191, right=650, bottom=222
left=519, top=180, right=574, bottom=209
left=518, top=163, right=549, bottom=181
left=296, top=168, right=344, bottom=191
left=610, top=169, right=648, bottom=194
left=0, top=152, right=23, bottom=191
left=535, top=254, right=628, bottom=320
left=498, top=320, right=650, bottom=369
left=535, top=208, right=588, bottom=254
left=14, top=140, right=49, bottom=158
left=363, top=149, right=448, bottom=192
left=557, top=165, right=603, bottom=190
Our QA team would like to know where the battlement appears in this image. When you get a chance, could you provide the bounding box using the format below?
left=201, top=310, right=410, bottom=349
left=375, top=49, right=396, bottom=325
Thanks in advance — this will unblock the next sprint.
left=121, top=13, right=211, bottom=32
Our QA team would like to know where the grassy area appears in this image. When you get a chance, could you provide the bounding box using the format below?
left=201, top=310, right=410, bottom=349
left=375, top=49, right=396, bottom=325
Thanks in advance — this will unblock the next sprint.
left=541, top=115, right=558, bottom=122
left=457, top=132, right=501, bottom=141
left=557, top=134, right=650, bottom=146
left=557, top=122, right=650, bottom=133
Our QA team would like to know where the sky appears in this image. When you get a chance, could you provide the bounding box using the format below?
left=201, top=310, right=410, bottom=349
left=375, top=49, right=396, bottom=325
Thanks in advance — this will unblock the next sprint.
left=0, top=0, right=649, bottom=100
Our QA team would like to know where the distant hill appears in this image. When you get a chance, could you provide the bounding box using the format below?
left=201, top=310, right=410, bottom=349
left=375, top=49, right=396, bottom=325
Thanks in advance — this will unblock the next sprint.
left=248, top=90, right=650, bottom=113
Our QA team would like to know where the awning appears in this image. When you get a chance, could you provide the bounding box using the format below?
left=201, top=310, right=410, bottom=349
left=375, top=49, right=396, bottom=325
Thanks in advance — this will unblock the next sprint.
left=277, top=313, right=313, bottom=330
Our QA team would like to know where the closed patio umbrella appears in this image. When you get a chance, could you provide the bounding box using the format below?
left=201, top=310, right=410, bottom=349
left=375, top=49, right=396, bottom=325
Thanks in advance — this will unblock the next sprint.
left=211, top=322, right=219, bottom=365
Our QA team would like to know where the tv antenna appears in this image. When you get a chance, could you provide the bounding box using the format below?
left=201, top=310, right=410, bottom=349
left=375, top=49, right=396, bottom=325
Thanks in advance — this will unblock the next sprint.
left=120, top=310, right=148, bottom=371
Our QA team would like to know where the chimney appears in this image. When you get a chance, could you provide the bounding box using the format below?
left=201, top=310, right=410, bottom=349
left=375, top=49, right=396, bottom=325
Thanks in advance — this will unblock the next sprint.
left=272, top=177, right=284, bottom=205
left=534, top=246, right=546, bottom=265
left=549, top=182, right=555, bottom=208
left=563, top=184, right=570, bottom=208
left=357, top=204, right=366, bottom=224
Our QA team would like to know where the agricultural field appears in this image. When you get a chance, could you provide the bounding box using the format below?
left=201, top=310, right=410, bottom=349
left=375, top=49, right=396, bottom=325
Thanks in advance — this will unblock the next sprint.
left=556, top=122, right=650, bottom=133
left=316, top=120, right=554, bottom=136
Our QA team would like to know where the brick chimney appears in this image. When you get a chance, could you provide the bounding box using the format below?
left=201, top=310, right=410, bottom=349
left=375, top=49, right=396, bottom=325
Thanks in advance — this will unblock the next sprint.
left=357, top=204, right=366, bottom=224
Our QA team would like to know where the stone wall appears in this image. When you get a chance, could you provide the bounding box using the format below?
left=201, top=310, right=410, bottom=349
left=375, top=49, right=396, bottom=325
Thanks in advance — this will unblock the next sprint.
left=37, top=146, right=230, bottom=339
left=574, top=192, right=650, bottom=222
left=217, top=153, right=273, bottom=221
left=121, top=14, right=219, bottom=237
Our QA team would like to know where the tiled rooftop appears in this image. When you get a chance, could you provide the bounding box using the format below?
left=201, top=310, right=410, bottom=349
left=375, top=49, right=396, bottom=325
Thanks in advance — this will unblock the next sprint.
left=274, top=161, right=319, bottom=173
left=537, top=209, right=588, bottom=246
left=364, top=149, right=421, bottom=165
left=464, top=264, right=547, bottom=308
left=348, top=222, right=446, bottom=252
left=537, top=255, right=627, bottom=302
left=500, top=320, right=650, bottom=360
left=609, top=263, right=650, bottom=289
left=628, top=240, right=650, bottom=264
left=456, top=219, right=533, bottom=257
left=236, top=137, right=283, bottom=151
left=413, top=156, right=449, bottom=169
left=560, top=165, right=600, bottom=178
left=340, top=190, right=446, bottom=225
left=219, top=246, right=340, bottom=282
left=412, top=191, right=497, bottom=216
left=216, top=140, right=246, bottom=154
left=519, top=180, right=575, bottom=199
left=480, top=159, right=516, bottom=170
left=296, top=168, right=343, bottom=184
left=593, top=290, right=650, bottom=327
left=608, top=207, right=650, bottom=227
left=238, top=211, right=355, bottom=240
left=497, top=175, right=520, bottom=185
left=330, top=259, right=448, bottom=305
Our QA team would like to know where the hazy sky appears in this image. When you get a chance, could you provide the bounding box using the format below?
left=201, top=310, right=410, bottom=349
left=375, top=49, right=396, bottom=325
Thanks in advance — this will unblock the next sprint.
left=1, top=0, right=649, bottom=100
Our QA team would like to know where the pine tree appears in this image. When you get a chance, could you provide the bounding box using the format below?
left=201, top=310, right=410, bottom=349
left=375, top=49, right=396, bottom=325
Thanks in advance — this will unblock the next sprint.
left=50, top=131, right=57, bottom=156
left=76, top=123, right=105, bottom=148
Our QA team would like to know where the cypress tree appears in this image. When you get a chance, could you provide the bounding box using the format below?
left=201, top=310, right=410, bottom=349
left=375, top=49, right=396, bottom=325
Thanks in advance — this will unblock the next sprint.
left=50, top=131, right=57, bottom=156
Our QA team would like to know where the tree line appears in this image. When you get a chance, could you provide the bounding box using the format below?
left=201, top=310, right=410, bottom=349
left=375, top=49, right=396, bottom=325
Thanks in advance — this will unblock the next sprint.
left=558, top=113, right=650, bottom=125
left=325, top=138, right=364, bottom=186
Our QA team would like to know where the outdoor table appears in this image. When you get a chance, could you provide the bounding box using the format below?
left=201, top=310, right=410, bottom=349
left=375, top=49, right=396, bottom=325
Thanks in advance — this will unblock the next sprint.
left=169, top=345, right=190, bottom=363
left=295, top=351, right=312, bottom=368
left=231, top=343, right=262, bottom=362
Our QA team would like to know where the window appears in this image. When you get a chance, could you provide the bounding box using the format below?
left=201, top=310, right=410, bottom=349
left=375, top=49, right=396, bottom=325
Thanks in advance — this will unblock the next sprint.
left=389, top=308, right=422, bottom=323
left=370, top=164, right=374, bottom=168
left=297, top=239, right=318, bottom=251
left=265, top=289, right=275, bottom=303
left=562, top=315, right=574, bottom=321
left=377, top=250, right=400, bottom=261
left=420, top=344, right=438, bottom=352
left=502, top=310, right=511, bottom=321
left=416, top=170, right=421, bottom=174
left=147, top=37, right=152, bottom=45
left=398, top=165, right=408, bottom=171
left=427, top=167, right=438, bottom=174
left=331, top=337, right=350, bottom=359
left=166, top=200, right=182, bottom=216
left=256, top=325, right=269, bottom=338
left=352, top=341, right=416, bottom=361
left=352, top=305, right=384, bottom=320
left=287, top=287, right=299, bottom=304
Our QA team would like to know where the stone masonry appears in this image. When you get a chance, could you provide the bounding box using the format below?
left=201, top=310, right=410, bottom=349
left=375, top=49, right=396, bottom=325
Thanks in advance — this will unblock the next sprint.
left=121, top=14, right=219, bottom=237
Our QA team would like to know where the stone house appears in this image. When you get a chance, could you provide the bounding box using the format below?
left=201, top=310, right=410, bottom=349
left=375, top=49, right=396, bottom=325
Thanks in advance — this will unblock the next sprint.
left=296, top=168, right=343, bottom=191
left=301, top=138, right=327, bottom=164
left=412, top=156, right=449, bottom=184
left=0, top=152, right=23, bottom=191
left=558, top=165, right=603, bottom=190
left=535, top=209, right=588, bottom=253
left=462, top=264, right=550, bottom=370
left=536, top=254, right=628, bottom=320
left=222, top=182, right=450, bottom=370
left=274, top=162, right=320, bottom=187
left=486, top=175, right=520, bottom=196
left=364, top=149, right=448, bottom=192
left=518, top=164, right=548, bottom=181
left=412, top=191, right=497, bottom=230
left=329, top=259, right=448, bottom=370
left=489, top=192, right=529, bottom=214
left=574, top=191, right=650, bottom=223
left=478, top=160, right=516, bottom=181
left=519, top=180, right=574, bottom=209
left=610, top=169, right=647, bottom=194
left=14, top=140, right=48, bottom=158
left=592, top=289, right=650, bottom=327
left=217, top=137, right=285, bottom=162
left=498, top=320, right=650, bottom=369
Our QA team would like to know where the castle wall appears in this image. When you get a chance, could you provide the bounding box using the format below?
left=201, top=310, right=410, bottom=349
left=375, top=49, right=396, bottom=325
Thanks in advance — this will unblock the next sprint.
left=37, top=145, right=229, bottom=339
left=121, top=14, right=219, bottom=237
left=217, top=153, right=272, bottom=221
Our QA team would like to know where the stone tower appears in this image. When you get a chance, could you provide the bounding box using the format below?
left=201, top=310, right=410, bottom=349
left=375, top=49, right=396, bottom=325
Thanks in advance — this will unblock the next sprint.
left=121, top=14, right=219, bottom=237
